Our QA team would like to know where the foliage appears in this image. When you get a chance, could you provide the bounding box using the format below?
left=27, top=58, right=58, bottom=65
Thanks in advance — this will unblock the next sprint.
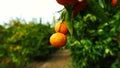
left=68, top=12, right=120, bottom=68
left=57, top=0, right=120, bottom=68
left=0, top=19, right=58, bottom=67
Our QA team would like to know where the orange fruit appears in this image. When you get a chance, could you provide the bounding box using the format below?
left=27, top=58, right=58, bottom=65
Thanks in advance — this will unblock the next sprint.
left=8, top=46, right=13, bottom=52
left=50, top=33, right=67, bottom=47
left=55, top=21, right=68, bottom=35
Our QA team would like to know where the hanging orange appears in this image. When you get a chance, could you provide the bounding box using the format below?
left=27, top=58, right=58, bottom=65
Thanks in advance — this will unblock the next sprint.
left=55, top=21, right=68, bottom=35
left=50, top=33, right=67, bottom=47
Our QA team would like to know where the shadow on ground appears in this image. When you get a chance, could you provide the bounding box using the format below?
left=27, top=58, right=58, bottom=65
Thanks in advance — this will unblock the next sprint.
left=27, top=49, right=71, bottom=68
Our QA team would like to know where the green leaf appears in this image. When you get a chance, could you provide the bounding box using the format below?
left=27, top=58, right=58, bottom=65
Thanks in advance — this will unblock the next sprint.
left=83, top=13, right=97, bottom=22
left=65, top=12, right=73, bottom=35
left=98, top=0, right=104, bottom=8
left=65, top=6, right=73, bottom=35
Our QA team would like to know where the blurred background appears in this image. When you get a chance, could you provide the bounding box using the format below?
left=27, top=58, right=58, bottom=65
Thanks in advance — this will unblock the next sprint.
left=0, top=0, right=63, bottom=25
left=0, top=0, right=120, bottom=68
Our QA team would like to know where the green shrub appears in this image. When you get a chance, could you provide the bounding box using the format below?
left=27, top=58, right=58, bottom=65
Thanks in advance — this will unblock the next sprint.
left=0, top=19, right=58, bottom=67
left=58, top=0, right=120, bottom=68
left=68, top=9, right=120, bottom=68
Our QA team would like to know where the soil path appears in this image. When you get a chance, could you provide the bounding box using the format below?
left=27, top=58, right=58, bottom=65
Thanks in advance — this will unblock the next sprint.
left=27, top=49, right=71, bottom=68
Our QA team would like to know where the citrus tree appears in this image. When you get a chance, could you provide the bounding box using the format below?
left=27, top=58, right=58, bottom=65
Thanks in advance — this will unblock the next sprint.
left=0, top=19, right=58, bottom=67
left=56, top=0, right=120, bottom=68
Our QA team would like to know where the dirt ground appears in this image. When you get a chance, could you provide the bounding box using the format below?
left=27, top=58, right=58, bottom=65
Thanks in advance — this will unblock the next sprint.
left=27, top=49, right=71, bottom=68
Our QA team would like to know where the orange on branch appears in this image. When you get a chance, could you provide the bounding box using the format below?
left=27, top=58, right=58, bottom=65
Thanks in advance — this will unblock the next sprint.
left=55, top=21, right=68, bottom=35
left=50, top=33, right=67, bottom=47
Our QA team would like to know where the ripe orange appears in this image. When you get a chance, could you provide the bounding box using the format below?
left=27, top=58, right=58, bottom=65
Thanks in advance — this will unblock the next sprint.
left=50, top=33, right=67, bottom=47
left=55, top=21, right=68, bottom=35
left=8, top=46, right=13, bottom=52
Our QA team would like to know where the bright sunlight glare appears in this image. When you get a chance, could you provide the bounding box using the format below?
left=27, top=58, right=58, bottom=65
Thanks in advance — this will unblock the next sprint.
left=0, top=0, right=64, bottom=25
